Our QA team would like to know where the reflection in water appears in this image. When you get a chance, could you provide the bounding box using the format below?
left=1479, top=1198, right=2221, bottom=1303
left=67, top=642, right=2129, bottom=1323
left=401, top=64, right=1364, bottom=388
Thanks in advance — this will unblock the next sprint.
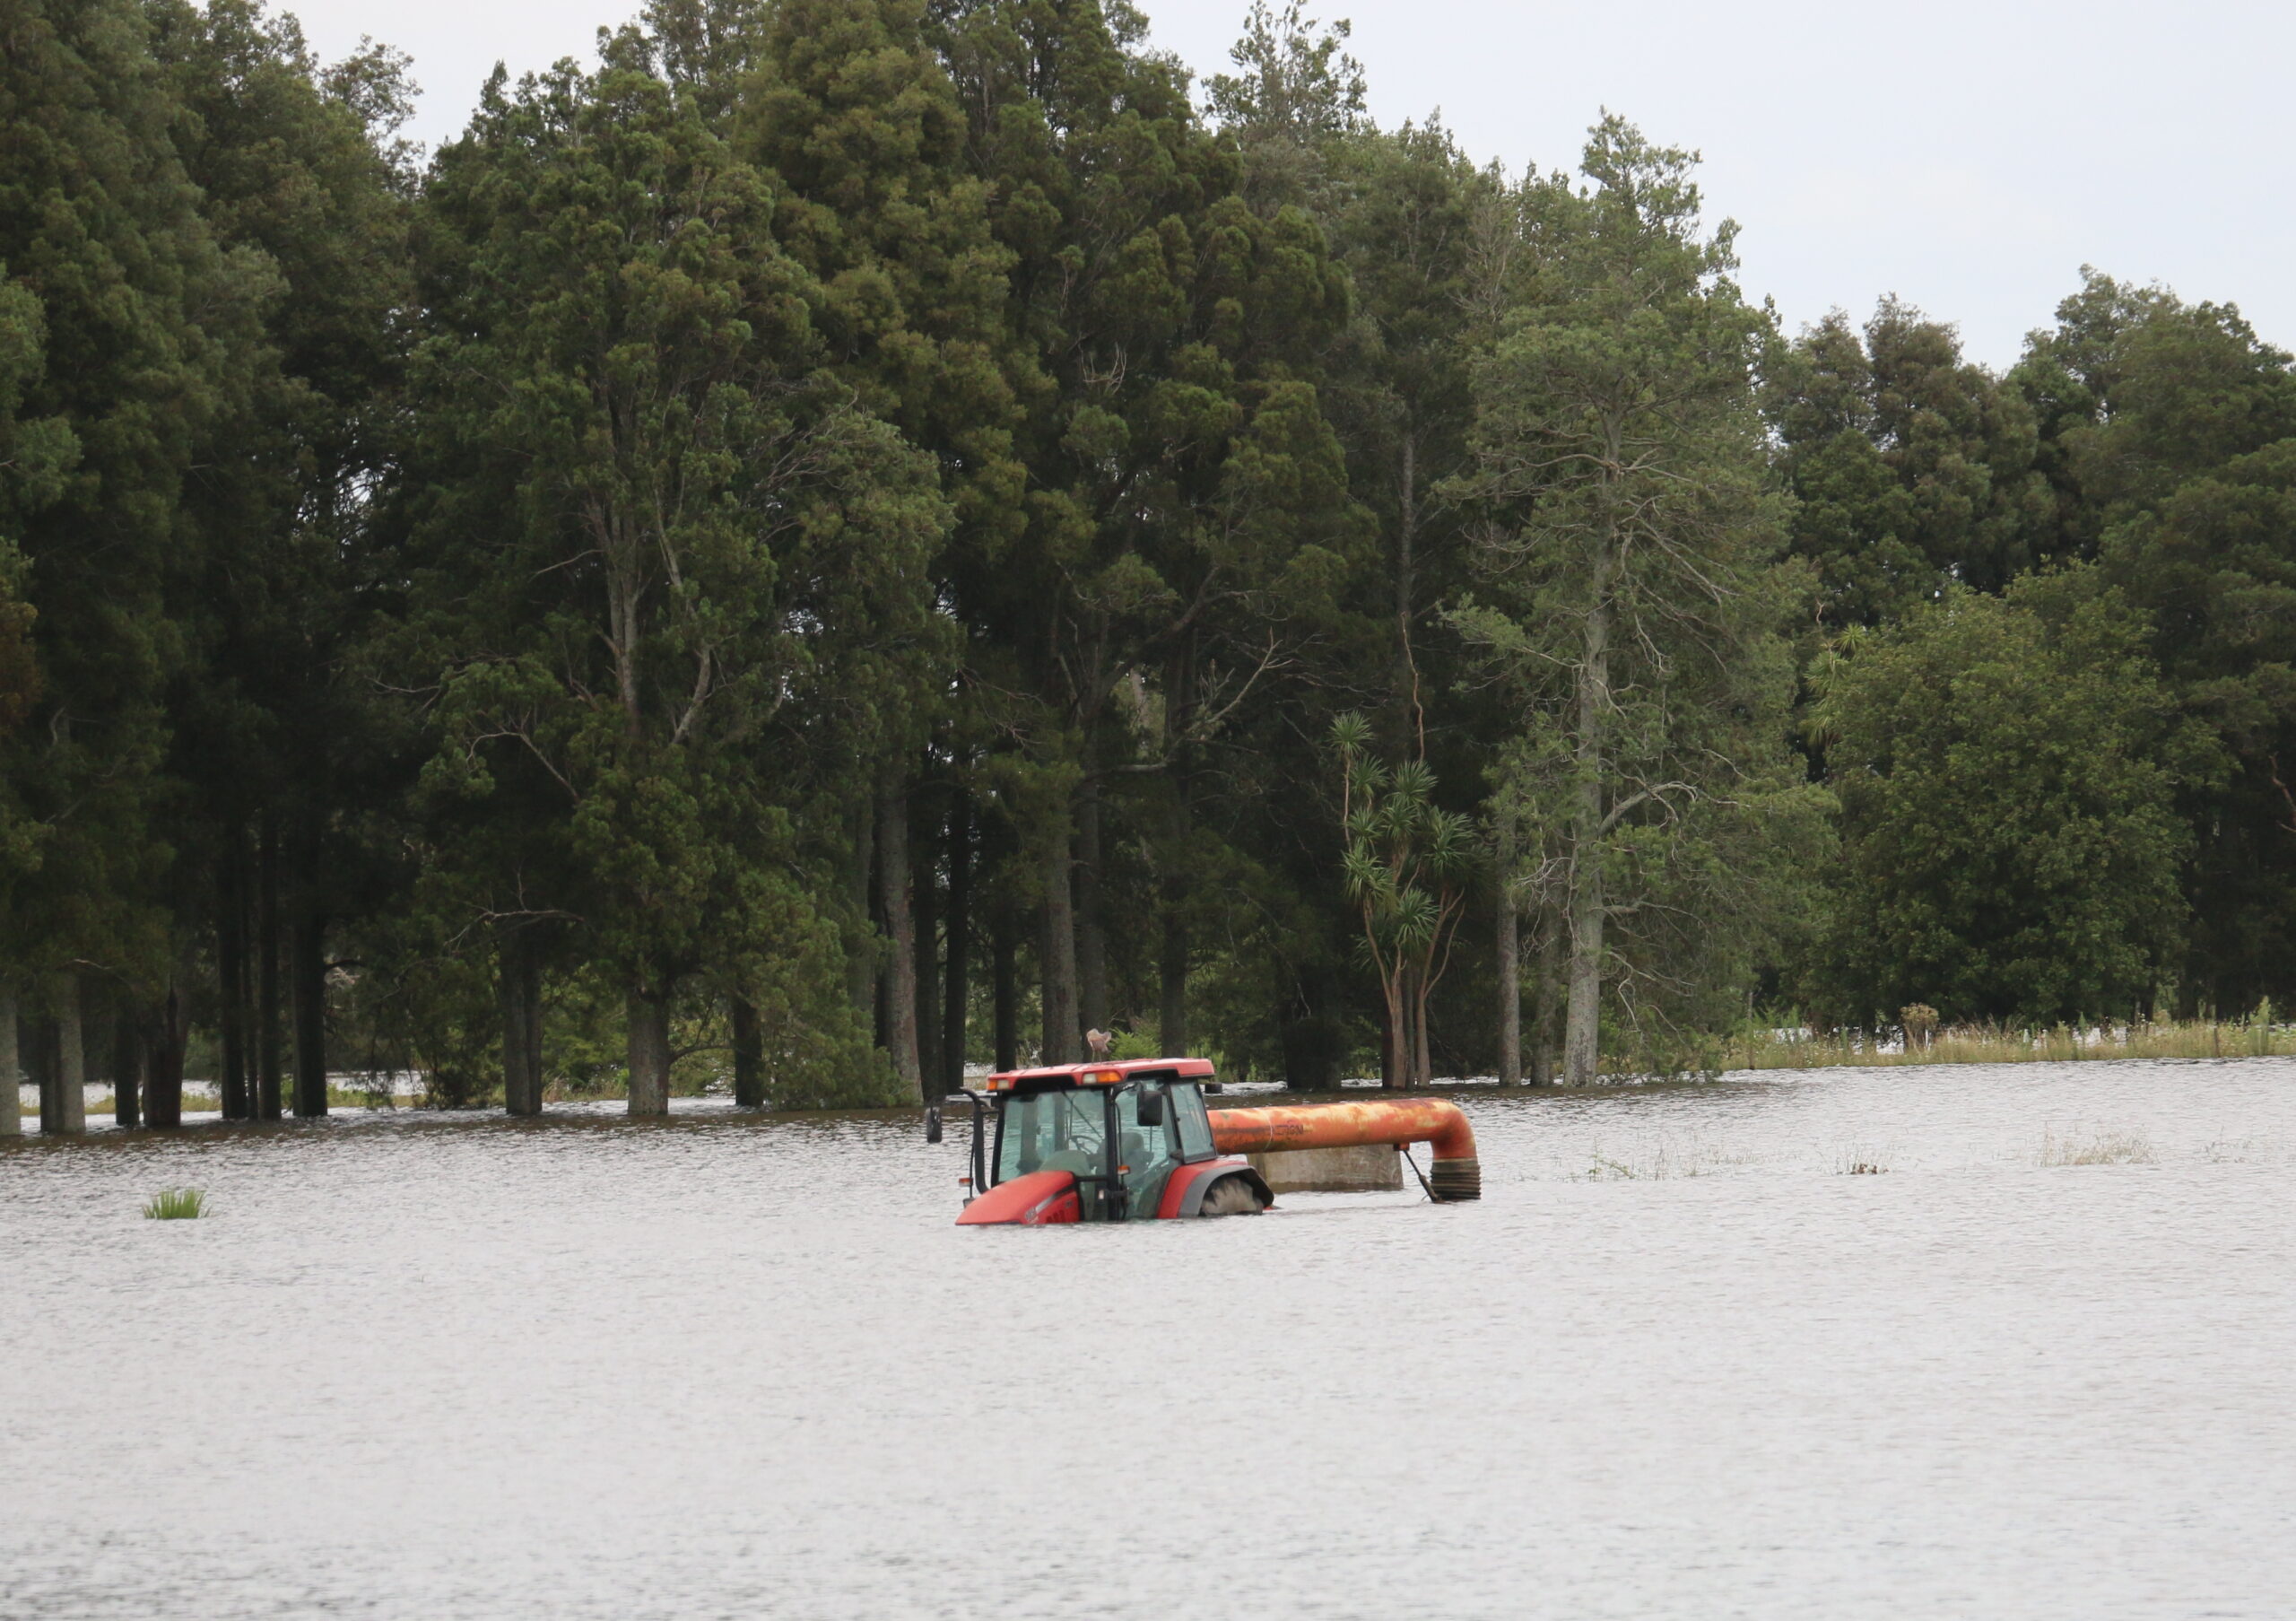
left=4, top=1060, right=2293, bottom=1619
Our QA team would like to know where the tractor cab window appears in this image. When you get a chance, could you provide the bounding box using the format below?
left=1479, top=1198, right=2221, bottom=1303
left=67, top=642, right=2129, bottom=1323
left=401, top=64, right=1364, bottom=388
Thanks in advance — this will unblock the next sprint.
left=1116, top=1084, right=1179, bottom=1219
left=1170, top=1083, right=1216, bottom=1162
left=996, top=1088, right=1108, bottom=1184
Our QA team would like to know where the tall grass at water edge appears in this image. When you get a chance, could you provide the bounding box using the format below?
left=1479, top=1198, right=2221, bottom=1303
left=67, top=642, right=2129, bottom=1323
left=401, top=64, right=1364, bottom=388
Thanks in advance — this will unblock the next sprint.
left=1731, top=1006, right=2293, bottom=1070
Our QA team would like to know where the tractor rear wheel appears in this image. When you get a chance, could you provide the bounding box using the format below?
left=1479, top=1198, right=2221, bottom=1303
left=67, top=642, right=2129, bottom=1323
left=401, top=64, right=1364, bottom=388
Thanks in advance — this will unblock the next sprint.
left=1196, top=1176, right=1265, bottom=1216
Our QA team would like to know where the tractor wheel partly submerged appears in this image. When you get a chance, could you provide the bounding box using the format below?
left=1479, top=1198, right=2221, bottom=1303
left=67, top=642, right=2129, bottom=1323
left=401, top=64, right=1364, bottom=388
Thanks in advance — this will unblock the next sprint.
left=1196, top=1175, right=1265, bottom=1216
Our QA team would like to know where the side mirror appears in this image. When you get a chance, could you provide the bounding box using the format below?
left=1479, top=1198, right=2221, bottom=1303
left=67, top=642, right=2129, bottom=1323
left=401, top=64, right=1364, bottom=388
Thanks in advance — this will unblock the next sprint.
left=1135, top=1086, right=1165, bottom=1128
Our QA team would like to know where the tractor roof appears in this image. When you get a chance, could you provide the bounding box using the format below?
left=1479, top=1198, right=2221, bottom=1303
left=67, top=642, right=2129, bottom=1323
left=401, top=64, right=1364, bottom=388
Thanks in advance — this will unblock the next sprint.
left=978, top=1057, right=1216, bottom=1093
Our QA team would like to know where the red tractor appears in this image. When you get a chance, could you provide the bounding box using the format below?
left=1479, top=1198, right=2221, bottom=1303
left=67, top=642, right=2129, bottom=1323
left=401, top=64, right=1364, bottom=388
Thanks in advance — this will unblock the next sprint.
left=933, top=1058, right=1482, bottom=1224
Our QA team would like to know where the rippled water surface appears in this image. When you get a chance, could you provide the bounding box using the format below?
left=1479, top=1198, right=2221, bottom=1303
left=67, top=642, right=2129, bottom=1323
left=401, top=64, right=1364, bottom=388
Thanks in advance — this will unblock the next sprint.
left=5, top=1060, right=2293, bottom=1619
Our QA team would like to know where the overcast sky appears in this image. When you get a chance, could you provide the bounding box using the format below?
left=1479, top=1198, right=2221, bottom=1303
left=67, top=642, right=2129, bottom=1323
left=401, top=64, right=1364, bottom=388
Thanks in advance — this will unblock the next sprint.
left=283, top=0, right=2293, bottom=370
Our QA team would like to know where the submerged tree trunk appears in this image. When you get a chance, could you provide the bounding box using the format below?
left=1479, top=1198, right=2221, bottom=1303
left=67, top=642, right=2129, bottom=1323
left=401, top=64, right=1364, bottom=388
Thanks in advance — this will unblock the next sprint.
left=219, top=838, right=250, bottom=1120
left=255, top=818, right=283, bottom=1120
left=1497, top=882, right=1521, bottom=1086
left=1375, top=937, right=1410, bottom=1089
left=50, top=977, right=85, bottom=1134
left=291, top=901, right=327, bottom=1117
left=1562, top=578, right=1611, bottom=1088
left=112, top=992, right=143, bottom=1129
left=1522, top=916, right=1560, bottom=1085
left=1039, top=814, right=1080, bottom=1067
left=731, top=997, right=764, bottom=1108
left=991, top=902, right=1018, bottom=1072
left=627, top=980, right=672, bottom=1116
left=876, top=782, right=921, bottom=1101
left=28, top=1014, right=53, bottom=1129
left=0, top=987, right=18, bottom=1137
left=912, top=789, right=941, bottom=1096
left=1160, top=656, right=1196, bottom=1061
left=1075, top=780, right=1107, bottom=1039
left=500, top=929, right=544, bottom=1116
left=941, top=796, right=970, bottom=1096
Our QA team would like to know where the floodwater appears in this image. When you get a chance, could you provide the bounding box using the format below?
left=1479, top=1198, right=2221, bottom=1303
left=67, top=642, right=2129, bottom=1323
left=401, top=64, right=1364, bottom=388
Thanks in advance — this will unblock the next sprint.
left=4, top=1060, right=2292, bottom=1620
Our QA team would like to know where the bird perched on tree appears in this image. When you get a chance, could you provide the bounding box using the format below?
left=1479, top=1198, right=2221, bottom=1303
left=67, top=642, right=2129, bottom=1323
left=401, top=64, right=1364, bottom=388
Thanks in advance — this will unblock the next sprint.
left=1085, top=1029, right=1113, bottom=1059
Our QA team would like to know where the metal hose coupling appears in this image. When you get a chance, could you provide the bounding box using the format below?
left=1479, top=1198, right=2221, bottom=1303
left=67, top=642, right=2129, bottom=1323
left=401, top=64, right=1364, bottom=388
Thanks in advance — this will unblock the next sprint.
left=1429, top=1155, right=1482, bottom=1201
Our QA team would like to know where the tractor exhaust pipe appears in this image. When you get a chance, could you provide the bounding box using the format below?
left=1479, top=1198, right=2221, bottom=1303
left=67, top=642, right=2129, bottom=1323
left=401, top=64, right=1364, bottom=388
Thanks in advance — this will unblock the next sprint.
left=1207, top=1097, right=1482, bottom=1201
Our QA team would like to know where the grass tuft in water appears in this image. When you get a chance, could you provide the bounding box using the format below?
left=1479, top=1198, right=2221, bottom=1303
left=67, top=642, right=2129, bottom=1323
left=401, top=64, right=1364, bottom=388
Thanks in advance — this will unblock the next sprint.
left=2038, top=1127, right=2156, bottom=1167
left=143, top=1188, right=209, bottom=1220
left=1585, top=1137, right=1756, bottom=1180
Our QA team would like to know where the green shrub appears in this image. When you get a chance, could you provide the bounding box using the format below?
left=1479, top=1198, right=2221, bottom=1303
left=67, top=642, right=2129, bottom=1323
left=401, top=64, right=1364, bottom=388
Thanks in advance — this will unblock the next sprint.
left=143, top=1188, right=208, bottom=1220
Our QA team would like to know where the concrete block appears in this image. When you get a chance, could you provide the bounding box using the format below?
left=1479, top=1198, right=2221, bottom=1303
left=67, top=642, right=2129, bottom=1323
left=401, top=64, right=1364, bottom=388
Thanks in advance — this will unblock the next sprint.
left=1245, top=1142, right=1403, bottom=1193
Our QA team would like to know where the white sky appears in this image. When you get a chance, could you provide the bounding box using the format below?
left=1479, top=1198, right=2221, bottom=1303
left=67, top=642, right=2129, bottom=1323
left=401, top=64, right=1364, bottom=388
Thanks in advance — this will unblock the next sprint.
left=283, top=0, right=2294, bottom=370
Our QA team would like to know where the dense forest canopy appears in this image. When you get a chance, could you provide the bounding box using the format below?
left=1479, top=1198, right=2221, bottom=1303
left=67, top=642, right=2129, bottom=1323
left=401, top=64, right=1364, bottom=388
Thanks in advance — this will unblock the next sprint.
left=4, top=0, right=2292, bottom=1120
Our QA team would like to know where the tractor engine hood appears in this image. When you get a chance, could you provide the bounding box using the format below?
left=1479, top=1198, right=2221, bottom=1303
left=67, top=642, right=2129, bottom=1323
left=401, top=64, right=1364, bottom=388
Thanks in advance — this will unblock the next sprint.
left=1208, top=1096, right=1481, bottom=1200
left=953, top=1168, right=1081, bottom=1225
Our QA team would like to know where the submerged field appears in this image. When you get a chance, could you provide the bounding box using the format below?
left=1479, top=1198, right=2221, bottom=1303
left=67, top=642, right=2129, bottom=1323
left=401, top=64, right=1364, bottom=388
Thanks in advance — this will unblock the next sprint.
left=4, top=1058, right=2292, bottom=1619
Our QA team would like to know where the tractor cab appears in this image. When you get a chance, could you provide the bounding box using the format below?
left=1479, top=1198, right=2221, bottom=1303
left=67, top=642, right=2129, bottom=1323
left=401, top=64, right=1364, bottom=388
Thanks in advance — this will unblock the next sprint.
left=936, top=1059, right=1272, bottom=1224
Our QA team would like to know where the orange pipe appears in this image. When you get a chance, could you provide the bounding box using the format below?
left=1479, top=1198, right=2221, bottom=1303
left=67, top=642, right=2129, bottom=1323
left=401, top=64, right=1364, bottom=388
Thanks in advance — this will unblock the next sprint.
left=1208, top=1097, right=1481, bottom=1199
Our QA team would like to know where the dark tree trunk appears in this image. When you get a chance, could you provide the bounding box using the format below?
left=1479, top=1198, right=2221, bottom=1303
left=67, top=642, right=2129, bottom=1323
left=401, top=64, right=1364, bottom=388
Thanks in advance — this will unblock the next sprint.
left=1280, top=969, right=1346, bottom=1090
left=911, top=787, right=942, bottom=1097
left=1039, top=815, right=1079, bottom=1066
left=291, top=902, right=328, bottom=1117
left=146, top=986, right=188, bottom=1129
left=1075, top=780, right=1108, bottom=1039
left=941, top=793, right=970, bottom=1095
left=876, top=782, right=921, bottom=1100
left=991, top=902, right=1018, bottom=1072
left=0, top=986, right=17, bottom=1137
left=500, top=929, right=544, bottom=1116
left=112, top=989, right=143, bottom=1129
left=731, top=997, right=764, bottom=1108
left=627, top=978, right=672, bottom=1116
left=1159, top=905, right=1187, bottom=1059
left=846, top=798, right=875, bottom=1025
left=256, top=816, right=283, bottom=1120
left=218, top=834, right=250, bottom=1120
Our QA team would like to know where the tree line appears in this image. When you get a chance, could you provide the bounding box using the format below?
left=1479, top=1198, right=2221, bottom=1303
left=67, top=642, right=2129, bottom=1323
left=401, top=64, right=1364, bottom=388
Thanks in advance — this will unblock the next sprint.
left=4, top=0, right=2291, bottom=1129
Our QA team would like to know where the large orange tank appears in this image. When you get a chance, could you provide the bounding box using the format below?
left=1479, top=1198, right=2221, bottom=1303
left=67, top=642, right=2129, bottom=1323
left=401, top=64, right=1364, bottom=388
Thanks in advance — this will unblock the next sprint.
left=1208, top=1096, right=1481, bottom=1201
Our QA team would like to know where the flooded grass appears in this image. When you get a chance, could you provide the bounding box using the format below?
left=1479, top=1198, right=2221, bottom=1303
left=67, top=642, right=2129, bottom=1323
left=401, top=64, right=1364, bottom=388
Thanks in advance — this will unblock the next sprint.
left=2203, top=1136, right=2266, bottom=1163
left=2038, top=1126, right=2157, bottom=1167
left=141, top=1187, right=208, bottom=1219
left=1583, top=1135, right=1759, bottom=1180
left=1732, top=1008, right=2292, bottom=1071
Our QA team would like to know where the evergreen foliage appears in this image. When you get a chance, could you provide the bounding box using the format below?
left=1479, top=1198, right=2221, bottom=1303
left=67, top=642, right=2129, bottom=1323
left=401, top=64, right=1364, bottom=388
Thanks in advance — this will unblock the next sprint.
left=1450, top=120, right=1823, bottom=1081
left=1807, top=579, right=2209, bottom=1024
left=1, top=0, right=2291, bottom=1114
